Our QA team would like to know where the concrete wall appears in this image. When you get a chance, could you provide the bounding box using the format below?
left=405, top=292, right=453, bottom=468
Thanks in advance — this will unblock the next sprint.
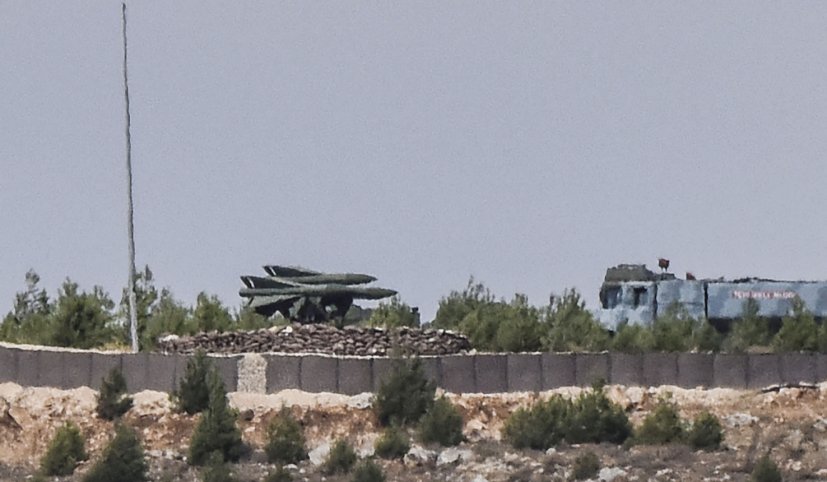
left=1, top=344, right=826, bottom=394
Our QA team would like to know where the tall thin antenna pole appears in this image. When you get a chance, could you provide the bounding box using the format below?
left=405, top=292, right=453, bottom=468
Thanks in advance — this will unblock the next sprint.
left=122, top=2, right=139, bottom=353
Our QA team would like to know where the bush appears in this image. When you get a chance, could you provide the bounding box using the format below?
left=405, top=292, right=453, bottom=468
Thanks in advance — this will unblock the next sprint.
left=82, top=424, right=148, bottom=482
left=723, top=299, right=773, bottom=353
left=687, top=412, right=724, bottom=451
left=323, top=438, right=358, bottom=475
left=374, top=426, right=410, bottom=460
left=432, top=278, right=494, bottom=330
left=502, top=395, right=571, bottom=449
left=566, top=383, right=631, bottom=445
left=649, top=305, right=695, bottom=352
left=189, top=371, right=245, bottom=466
left=610, top=322, right=653, bottom=354
left=773, top=297, right=819, bottom=352
left=419, top=396, right=464, bottom=446
left=265, top=466, right=294, bottom=482
left=374, top=357, right=435, bottom=427
left=367, top=296, right=419, bottom=328
left=751, top=454, right=782, bottom=482
left=571, top=451, right=600, bottom=480
left=634, top=397, right=684, bottom=445
left=352, top=459, right=386, bottom=482
left=544, top=289, right=609, bottom=352
left=97, top=367, right=133, bottom=420
left=173, top=350, right=213, bottom=415
left=200, top=451, right=236, bottom=482
left=40, top=422, right=87, bottom=476
left=265, top=407, right=307, bottom=464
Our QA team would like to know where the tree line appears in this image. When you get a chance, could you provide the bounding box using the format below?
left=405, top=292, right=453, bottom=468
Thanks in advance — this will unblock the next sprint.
left=3, top=270, right=826, bottom=353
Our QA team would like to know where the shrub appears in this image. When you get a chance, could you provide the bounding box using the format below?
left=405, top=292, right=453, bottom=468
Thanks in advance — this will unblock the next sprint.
left=367, top=296, right=419, bottom=328
left=96, top=367, right=133, bottom=420
left=374, top=426, right=410, bottom=459
left=265, top=466, right=294, bottom=482
left=419, top=396, right=464, bottom=447
left=265, top=407, right=307, bottom=464
left=432, top=278, right=495, bottom=330
left=323, top=438, right=358, bottom=475
left=189, top=371, right=245, bottom=466
left=502, top=395, right=571, bottom=450
left=352, top=459, right=386, bottom=482
left=773, top=297, right=819, bottom=352
left=751, top=454, right=782, bottom=482
left=82, top=424, right=148, bottom=482
left=40, top=422, right=87, bottom=476
left=571, top=451, right=600, bottom=480
left=374, top=357, right=435, bottom=427
left=649, top=304, right=695, bottom=352
left=723, top=299, right=773, bottom=353
left=173, top=350, right=213, bottom=415
left=634, top=397, right=684, bottom=445
left=493, top=294, right=545, bottom=352
left=686, top=412, right=724, bottom=451
left=566, top=383, right=631, bottom=445
left=544, top=289, right=609, bottom=352
left=200, top=451, right=236, bottom=482
left=692, top=320, right=725, bottom=353
left=610, top=322, right=653, bottom=354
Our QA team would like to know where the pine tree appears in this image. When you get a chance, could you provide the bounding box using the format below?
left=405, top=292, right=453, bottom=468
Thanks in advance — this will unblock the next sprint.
left=82, top=424, right=148, bottom=482
left=189, top=370, right=245, bottom=466
left=173, top=349, right=212, bottom=414
left=96, top=367, right=133, bottom=420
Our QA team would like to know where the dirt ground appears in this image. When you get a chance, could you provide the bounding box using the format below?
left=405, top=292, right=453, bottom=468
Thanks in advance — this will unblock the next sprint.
left=1, top=382, right=827, bottom=481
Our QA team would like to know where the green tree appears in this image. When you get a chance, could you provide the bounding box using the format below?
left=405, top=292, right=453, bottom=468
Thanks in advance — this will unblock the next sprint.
left=51, top=280, right=117, bottom=349
left=143, top=288, right=194, bottom=349
left=634, top=397, right=684, bottom=445
left=96, top=367, right=133, bottom=420
left=323, top=439, right=357, bottom=475
left=173, top=350, right=213, bottom=415
left=40, top=422, right=87, bottom=476
left=0, top=270, right=53, bottom=344
left=610, top=322, right=653, bottom=354
left=773, top=297, right=819, bottom=352
left=418, top=396, right=464, bottom=446
left=494, top=294, right=544, bottom=352
left=367, top=296, right=419, bottom=328
left=265, top=407, right=308, bottom=464
left=649, top=304, right=695, bottom=352
left=83, top=424, right=148, bottom=482
left=724, top=299, right=773, bottom=353
left=543, top=289, right=609, bottom=352
left=189, top=370, right=245, bottom=466
left=192, top=292, right=233, bottom=333
left=374, top=358, right=436, bottom=427
left=432, top=277, right=494, bottom=330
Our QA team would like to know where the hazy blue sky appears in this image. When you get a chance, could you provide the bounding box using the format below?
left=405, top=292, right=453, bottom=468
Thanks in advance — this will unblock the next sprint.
left=2, top=1, right=826, bottom=322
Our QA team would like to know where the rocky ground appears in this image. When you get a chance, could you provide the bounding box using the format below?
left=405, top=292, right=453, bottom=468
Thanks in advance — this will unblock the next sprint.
left=2, top=382, right=827, bottom=481
left=155, top=325, right=472, bottom=357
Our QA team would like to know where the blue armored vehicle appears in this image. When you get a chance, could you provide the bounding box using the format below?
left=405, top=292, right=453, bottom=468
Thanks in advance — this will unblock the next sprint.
left=595, top=262, right=827, bottom=331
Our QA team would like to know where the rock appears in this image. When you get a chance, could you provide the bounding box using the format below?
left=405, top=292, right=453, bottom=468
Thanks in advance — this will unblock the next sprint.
left=308, top=442, right=330, bottom=466
left=784, top=429, right=804, bottom=452
left=436, top=447, right=473, bottom=466
left=347, top=393, right=373, bottom=409
left=404, top=446, right=437, bottom=467
left=599, top=467, right=627, bottom=482
left=724, top=413, right=757, bottom=427
left=239, top=408, right=255, bottom=421
left=814, top=418, right=827, bottom=432
left=284, top=464, right=298, bottom=471
left=471, top=476, right=489, bottom=482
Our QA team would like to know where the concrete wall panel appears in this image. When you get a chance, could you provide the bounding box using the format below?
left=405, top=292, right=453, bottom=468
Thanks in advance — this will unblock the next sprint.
left=507, top=354, right=541, bottom=392
left=338, top=358, right=372, bottom=395
left=475, top=354, right=508, bottom=394
left=780, top=353, right=816, bottom=384
left=643, top=353, right=678, bottom=387
left=89, top=353, right=123, bottom=391
left=266, top=355, right=302, bottom=393
left=121, top=353, right=150, bottom=392
left=747, top=355, right=781, bottom=389
left=609, top=353, right=643, bottom=386
left=372, top=357, right=440, bottom=392
left=817, top=355, right=827, bottom=383
left=211, top=356, right=240, bottom=392
left=575, top=353, right=610, bottom=387
left=542, top=353, right=575, bottom=389
left=145, top=354, right=178, bottom=392
left=64, top=352, right=92, bottom=389
left=441, top=356, right=476, bottom=393
left=713, top=355, right=748, bottom=389
left=677, top=353, right=714, bottom=388
left=300, top=356, right=338, bottom=393
left=16, top=350, right=40, bottom=387
left=37, top=351, right=66, bottom=389
left=419, top=357, right=441, bottom=387
left=0, top=347, right=17, bottom=383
